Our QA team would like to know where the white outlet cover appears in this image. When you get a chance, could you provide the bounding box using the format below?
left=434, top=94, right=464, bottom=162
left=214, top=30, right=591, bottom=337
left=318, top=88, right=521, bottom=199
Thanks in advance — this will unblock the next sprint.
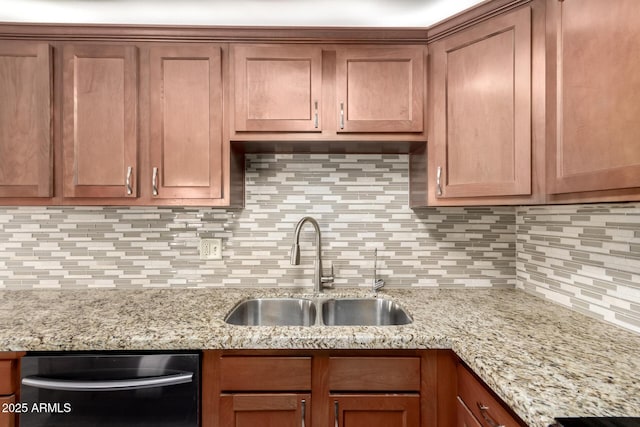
left=200, top=238, right=222, bottom=260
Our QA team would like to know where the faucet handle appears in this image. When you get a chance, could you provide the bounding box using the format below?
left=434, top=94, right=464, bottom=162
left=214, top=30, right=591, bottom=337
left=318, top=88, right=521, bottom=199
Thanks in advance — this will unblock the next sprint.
left=321, top=264, right=335, bottom=289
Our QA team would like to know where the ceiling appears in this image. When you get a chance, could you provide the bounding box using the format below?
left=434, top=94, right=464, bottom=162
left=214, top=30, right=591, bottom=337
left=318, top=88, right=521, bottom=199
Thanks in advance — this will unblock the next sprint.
left=0, top=0, right=486, bottom=27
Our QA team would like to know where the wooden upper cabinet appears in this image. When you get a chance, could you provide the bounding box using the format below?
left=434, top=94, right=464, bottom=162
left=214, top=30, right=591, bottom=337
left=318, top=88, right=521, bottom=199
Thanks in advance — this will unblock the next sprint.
left=429, top=7, right=532, bottom=200
left=0, top=42, right=52, bottom=198
left=547, top=0, right=640, bottom=196
left=336, top=46, right=424, bottom=133
left=233, top=45, right=322, bottom=132
left=62, top=44, right=138, bottom=198
left=149, top=45, right=223, bottom=200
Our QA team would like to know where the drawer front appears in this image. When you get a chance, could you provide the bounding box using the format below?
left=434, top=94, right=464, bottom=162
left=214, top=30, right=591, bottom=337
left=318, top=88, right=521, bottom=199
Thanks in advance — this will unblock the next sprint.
left=0, top=361, right=15, bottom=395
left=328, top=357, right=420, bottom=391
left=220, top=357, right=311, bottom=391
left=0, top=395, right=15, bottom=427
left=457, top=396, right=482, bottom=427
left=457, top=364, right=523, bottom=427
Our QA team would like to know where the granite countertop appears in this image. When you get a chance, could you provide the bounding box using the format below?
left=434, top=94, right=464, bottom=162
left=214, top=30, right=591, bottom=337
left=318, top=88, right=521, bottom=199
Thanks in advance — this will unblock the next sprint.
left=0, top=288, right=639, bottom=427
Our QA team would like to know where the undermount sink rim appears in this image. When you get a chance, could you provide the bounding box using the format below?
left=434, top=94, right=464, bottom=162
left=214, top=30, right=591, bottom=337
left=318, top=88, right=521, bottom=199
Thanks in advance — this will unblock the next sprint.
left=224, top=296, right=413, bottom=327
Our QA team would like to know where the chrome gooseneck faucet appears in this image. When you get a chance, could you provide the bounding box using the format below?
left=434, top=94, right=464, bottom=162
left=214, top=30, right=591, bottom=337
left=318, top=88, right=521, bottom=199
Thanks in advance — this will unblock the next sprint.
left=290, top=216, right=334, bottom=293
left=373, top=248, right=385, bottom=293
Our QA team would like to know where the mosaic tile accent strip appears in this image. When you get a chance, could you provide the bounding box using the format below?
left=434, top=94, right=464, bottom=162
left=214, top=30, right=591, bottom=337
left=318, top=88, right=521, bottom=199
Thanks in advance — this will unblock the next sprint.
left=0, top=154, right=516, bottom=289
left=516, top=203, right=640, bottom=334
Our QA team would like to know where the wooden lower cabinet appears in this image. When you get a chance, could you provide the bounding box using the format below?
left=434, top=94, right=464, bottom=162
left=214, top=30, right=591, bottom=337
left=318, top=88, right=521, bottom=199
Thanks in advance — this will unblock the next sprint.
left=457, top=362, right=525, bottom=427
left=456, top=397, right=482, bottom=427
left=220, top=393, right=310, bottom=427
left=205, top=350, right=527, bottom=427
left=0, top=395, right=15, bottom=427
left=333, top=394, right=420, bottom=427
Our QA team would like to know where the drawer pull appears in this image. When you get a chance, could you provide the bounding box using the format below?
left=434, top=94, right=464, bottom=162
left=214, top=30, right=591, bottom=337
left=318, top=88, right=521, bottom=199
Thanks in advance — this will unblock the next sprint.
left=301, top=399, right=306, bottom=427
left=477, top=402, right=505, bottom=427
left=152, top=167, right=159, bottom=196
left=314, top=101, right=319, bottom=129
left=125, top=166, right=133, bottom=195
left=334, top=400, right=339, bottom=427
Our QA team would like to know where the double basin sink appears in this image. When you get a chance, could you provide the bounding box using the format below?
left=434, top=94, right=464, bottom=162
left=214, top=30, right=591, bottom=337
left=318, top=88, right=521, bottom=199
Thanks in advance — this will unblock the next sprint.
left=225, top=297, right=412, bottom=326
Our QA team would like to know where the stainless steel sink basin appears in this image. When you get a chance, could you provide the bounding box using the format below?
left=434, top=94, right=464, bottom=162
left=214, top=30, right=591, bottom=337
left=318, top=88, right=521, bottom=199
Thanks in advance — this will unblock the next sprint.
left=225, top=298, right=316, bottom=326
left=321, top=298, right=412, bottom=326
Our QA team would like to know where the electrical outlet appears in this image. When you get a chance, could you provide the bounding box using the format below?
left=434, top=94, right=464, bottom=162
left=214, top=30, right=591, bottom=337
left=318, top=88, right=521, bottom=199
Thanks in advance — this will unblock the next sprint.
left=199, top=238, right=222, bottom=260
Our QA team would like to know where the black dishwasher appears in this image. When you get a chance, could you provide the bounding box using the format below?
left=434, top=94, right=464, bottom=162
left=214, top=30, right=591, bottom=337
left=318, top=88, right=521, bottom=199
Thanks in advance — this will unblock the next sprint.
left=20, top=352, right=199, bottom=427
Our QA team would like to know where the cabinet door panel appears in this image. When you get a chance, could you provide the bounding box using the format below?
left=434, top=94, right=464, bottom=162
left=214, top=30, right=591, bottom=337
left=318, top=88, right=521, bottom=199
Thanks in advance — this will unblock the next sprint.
left=234, top=45, right=322, bottom=132
left=457, top=397, right=482, bottom=427
left=149, top=45, right=223, bottom=200
left=336, top=46, right=424, bottom=133
left=0, top=42, right=52, bottom=198
left=333, top=395, right=420, bottom=427
left=431, top=7, right=531, bottom=198
left=220, top=394, right=309, bottom=427
left=548, top=0, right=640, bottom=194
left=62, top=44, right=137, bottom=198
left=0, top=395, right=15, bottom=427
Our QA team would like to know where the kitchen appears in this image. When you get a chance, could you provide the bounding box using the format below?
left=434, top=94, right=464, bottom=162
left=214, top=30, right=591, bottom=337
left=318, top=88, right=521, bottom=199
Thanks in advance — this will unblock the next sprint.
left=0, top=0, right=639, bottom=426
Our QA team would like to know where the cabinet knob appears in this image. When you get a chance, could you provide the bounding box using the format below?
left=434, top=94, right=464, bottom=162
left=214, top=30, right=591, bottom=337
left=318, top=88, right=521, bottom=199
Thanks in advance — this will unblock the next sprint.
left=152, top=167, right=159, bottom=196
left=436, top=166, right=443, bottom=196
left=126, top=166, right=133, bottom=195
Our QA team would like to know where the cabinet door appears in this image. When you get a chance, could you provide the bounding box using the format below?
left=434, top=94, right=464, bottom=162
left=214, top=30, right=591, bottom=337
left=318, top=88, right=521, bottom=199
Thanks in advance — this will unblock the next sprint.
left=430, top=7, right=531, bottom=198
left=0, top=42, right=52, bottom=198
left=0, top=395, right=15, bottom=427
left=457, top=364, right=524, bottom=427
left=233, top=45, right=322, bottom=132
left=220, top=394, right=309, bottom=427
left=62, top=44, right=138, bottom=198
left=457, top=397, right=482, bottom=427
left=336, top=46, right=424, bottom=133
left=548, top=0, right=640, bottom=195
left=332, top=395, right=420, bottom=427
left=149, top=45, right=223, bottom=200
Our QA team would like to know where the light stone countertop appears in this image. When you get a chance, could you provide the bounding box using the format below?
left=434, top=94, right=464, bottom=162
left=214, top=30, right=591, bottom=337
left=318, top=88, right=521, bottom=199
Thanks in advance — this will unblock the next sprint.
left=0, top=288, right=638, bottom=427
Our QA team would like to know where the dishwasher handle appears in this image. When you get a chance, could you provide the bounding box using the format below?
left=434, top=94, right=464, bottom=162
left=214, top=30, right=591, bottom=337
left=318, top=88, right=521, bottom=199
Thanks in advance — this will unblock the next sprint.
left=22, top=372, right=193, bottom=392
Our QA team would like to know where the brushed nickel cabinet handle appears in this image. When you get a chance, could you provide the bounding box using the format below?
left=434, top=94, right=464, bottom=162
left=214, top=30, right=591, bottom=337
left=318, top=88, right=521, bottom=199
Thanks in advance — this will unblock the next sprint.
left=152, top=167, right=158, bottom=196
left=436, top=166, right=443, bottom=196
left=339, top=102, right=345, bottom=129
left=125, top=166, right=133, bottom=195
left=334, top=400, right=339, bottom=427
left=314, top=101, right=319, bottom=129
left=301, top=399, right=306, bottom=427
left=477, top=402, right=505, bottom=427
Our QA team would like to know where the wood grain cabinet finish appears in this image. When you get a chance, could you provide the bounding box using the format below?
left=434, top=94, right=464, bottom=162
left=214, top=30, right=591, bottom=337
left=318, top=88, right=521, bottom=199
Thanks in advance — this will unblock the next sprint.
left=0, top=395, right=15, bottom=427
left=233, top=44, right=322, bottom=132
left=336, top=46, right=424, bottom=133
left=149, top=45, right=224, bottom=200
left=332, top=395, right=420, bottom=427
left=0, top=42, right=52, bottom=198
left=220, top=393, right=310, bottom=427
left=547, top=0, right=640, bottom=197
left=62, top=44, right=138, bottom=199
left=456, top=397, right=482, bottom=427
left=428, top=6, right=532, bottom=200
left=457, top=363, right=524, bottom=427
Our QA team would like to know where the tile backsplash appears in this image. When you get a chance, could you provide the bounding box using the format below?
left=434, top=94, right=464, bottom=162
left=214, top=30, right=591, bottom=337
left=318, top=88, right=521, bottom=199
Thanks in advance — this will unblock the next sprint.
left=517, top=203, right=640, bottom=334
left=0, top=154, right=516, bottom=289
